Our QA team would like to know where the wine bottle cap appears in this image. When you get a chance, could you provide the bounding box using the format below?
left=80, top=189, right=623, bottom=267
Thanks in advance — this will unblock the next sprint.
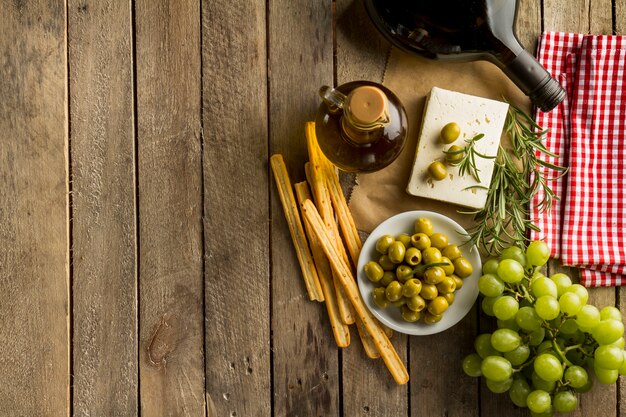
left=346, top=86, right=387, bottom=126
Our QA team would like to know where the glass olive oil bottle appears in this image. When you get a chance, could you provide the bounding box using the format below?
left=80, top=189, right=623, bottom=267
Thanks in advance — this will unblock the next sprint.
left=315, top=81, right=408, bottom=173
left=364, top=0, right=565, bottom=112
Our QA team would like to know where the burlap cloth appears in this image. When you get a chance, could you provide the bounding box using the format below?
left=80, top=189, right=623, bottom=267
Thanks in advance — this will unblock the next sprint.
left=348, top=48, right=529, bottom=234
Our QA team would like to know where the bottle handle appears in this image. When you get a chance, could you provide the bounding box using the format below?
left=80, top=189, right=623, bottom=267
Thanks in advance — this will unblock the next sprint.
left=319, top=86, right=347, bottom=114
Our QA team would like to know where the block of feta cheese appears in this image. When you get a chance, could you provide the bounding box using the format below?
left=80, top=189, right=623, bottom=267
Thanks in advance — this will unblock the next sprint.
left=406, top=87, right=509, bottom=209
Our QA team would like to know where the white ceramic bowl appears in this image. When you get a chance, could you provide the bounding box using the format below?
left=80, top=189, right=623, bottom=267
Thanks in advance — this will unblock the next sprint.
left=357, top=210, right=481, bottom=336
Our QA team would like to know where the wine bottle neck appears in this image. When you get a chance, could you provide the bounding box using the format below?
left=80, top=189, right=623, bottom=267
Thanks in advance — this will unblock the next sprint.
left=502, top=50, right=566, bottom=112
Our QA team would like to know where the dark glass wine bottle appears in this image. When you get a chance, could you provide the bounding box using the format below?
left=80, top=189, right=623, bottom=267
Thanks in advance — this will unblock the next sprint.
left=363, top=0, right=565, bottom=112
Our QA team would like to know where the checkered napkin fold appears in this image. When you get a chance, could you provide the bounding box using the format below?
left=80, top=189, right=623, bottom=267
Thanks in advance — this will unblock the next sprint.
left=530, top=32, right=626, bottom=287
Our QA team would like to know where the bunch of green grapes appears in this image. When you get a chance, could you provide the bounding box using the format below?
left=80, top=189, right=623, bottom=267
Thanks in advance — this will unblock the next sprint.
left=463, top=241, right=626, bottom=416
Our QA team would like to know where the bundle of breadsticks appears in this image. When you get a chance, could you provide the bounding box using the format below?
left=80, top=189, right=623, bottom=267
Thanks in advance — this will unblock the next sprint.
left=270, top=122, right=409, bottom=385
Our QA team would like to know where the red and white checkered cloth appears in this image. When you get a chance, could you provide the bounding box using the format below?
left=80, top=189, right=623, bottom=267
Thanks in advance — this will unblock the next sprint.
left=531, top=32, right=626, bottom=287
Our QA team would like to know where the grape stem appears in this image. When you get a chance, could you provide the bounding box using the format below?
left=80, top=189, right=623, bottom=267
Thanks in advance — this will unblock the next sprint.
left=550, top=339, right=574, bottom=367
left=563, top=343, right=582, bottom=353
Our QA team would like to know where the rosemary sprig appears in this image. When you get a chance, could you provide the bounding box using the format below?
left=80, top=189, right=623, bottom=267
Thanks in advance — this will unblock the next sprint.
left=444, top=133, right=495, bottom=182
left=462, top=104, right=567, bottom=255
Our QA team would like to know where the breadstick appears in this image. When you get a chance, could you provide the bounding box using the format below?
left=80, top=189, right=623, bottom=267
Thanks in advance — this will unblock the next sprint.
left=294, top=182, right=350, bottom=347
left=305, top=162, right=356, bottom=325
left=302, top=200, right=409, bottom=385
left=270, top=155, right=324, bottom=301
left=355, top=316, right=380, bottom=359
left=306, top=122, right=362, bottom=266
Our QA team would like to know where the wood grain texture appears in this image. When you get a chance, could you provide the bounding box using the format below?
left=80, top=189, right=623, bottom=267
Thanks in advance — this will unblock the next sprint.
left=543, top=1, right=616, bottom=415
left=0, top=1, right=69, bottom=415
left=335, top=2, right=409, bottom=415
left=515, top=0, right=542, bottom=52
left=543, top=0, right=613, bottom=33
left=202, top=1, right=271, bottom=416
left=135, top=1, right=205, bottom=415
left=269, top=0, right=341, bottom=415
left=617, top=1, right=626, bottom=34
left=68, top=1, right=138, bottom=415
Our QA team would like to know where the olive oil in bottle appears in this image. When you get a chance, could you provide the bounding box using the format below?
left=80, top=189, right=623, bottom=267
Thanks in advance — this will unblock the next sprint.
left=315, top=81, right=408, bottom=173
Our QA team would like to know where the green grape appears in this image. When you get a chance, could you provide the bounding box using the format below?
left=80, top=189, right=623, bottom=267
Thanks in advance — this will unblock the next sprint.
left=558, top=292, right=582, bottom=316
left=575, top=304, right=601, bottom=329
left=474, top=333, right=500, bottom=358
left=549, top=273, right=572, bottom=297
left=531, top=276, right=558, bottom=298
left=501, top=246, right=528, bottom=267
left=482, top=258, right=499, bottom=275
left=530, top=271, right=546, bottom=287
left=526, top=390, right=552, bottom=413
left=481, top=356, right=513, bottom=382
left=618, top=351, right=626, bottom=376
left=509, top=376, right=531, bottom=407
left=526, top=240, right=550, bottom=266
left=486, top=377, right=513, bottom=393
left=566, top=284, right=589, bottom=305
left=600, top=306, right=622, bottom=321
left=574, top=377, right=593, bottom=393
left=478, top=274, right=505, bottom=297
left=493, top=296, right=519, bottom=321
left=491, top=328, right=522, bottom=352
left=527, top=327, right=546, bottom=346
left=564, top=365, right=588, bottom=388
left=536, top=340, right=553, bottom=354
left=481, top=296, right=498, bottom=317
left=497, top=259, right=525, bottom=283
left=594, top=364, right=619, bottom=384
left=553, top=390, right=577, bottom=413
left=593, top=319, right=625, bottom=345
left=497, top=318, right=520, bottom=331
left=535, top=296, right=560, bottom=320
left=516, top=306, right=542, bottom=331
left=462, top=353, right=483, bottom=377
left=504, top=344, right=530, bottom=366
left=559, top=318, right=579, bottom=335
left=534, top=353, right=563, bottom=382
left=531, top=371, right=556, bottom=392
left=609, top=337, right=626, bottom=349
left=594, top=345, right=624, bottom=370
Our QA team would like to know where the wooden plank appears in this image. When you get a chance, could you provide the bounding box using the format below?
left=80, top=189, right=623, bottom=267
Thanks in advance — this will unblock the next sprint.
left=334, top=1, right=409, bottom=415
left=268, top=0, right=341, bottom=415
left=543, top=1, right=616, bottom=416
left=68, top=0, right=138, bottom=415
left=0, top=1, right=69, bottom=415
left=544, top=0, right=612, bottom=33
left=202, top=0, right=271, bottom=415
left=515, top=0, right=542, bottom=53
left=618, top=1, right=626, bottom=34
left=135, top=1, right=205, bottom=415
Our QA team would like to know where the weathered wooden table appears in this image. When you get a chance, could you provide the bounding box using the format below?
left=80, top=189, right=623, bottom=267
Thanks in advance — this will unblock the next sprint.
left=2, top=0, right=625, bottom=416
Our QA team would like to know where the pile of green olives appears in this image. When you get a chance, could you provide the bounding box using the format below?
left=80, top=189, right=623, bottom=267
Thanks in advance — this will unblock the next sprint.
left=364, top=217, right=474, bottom=324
